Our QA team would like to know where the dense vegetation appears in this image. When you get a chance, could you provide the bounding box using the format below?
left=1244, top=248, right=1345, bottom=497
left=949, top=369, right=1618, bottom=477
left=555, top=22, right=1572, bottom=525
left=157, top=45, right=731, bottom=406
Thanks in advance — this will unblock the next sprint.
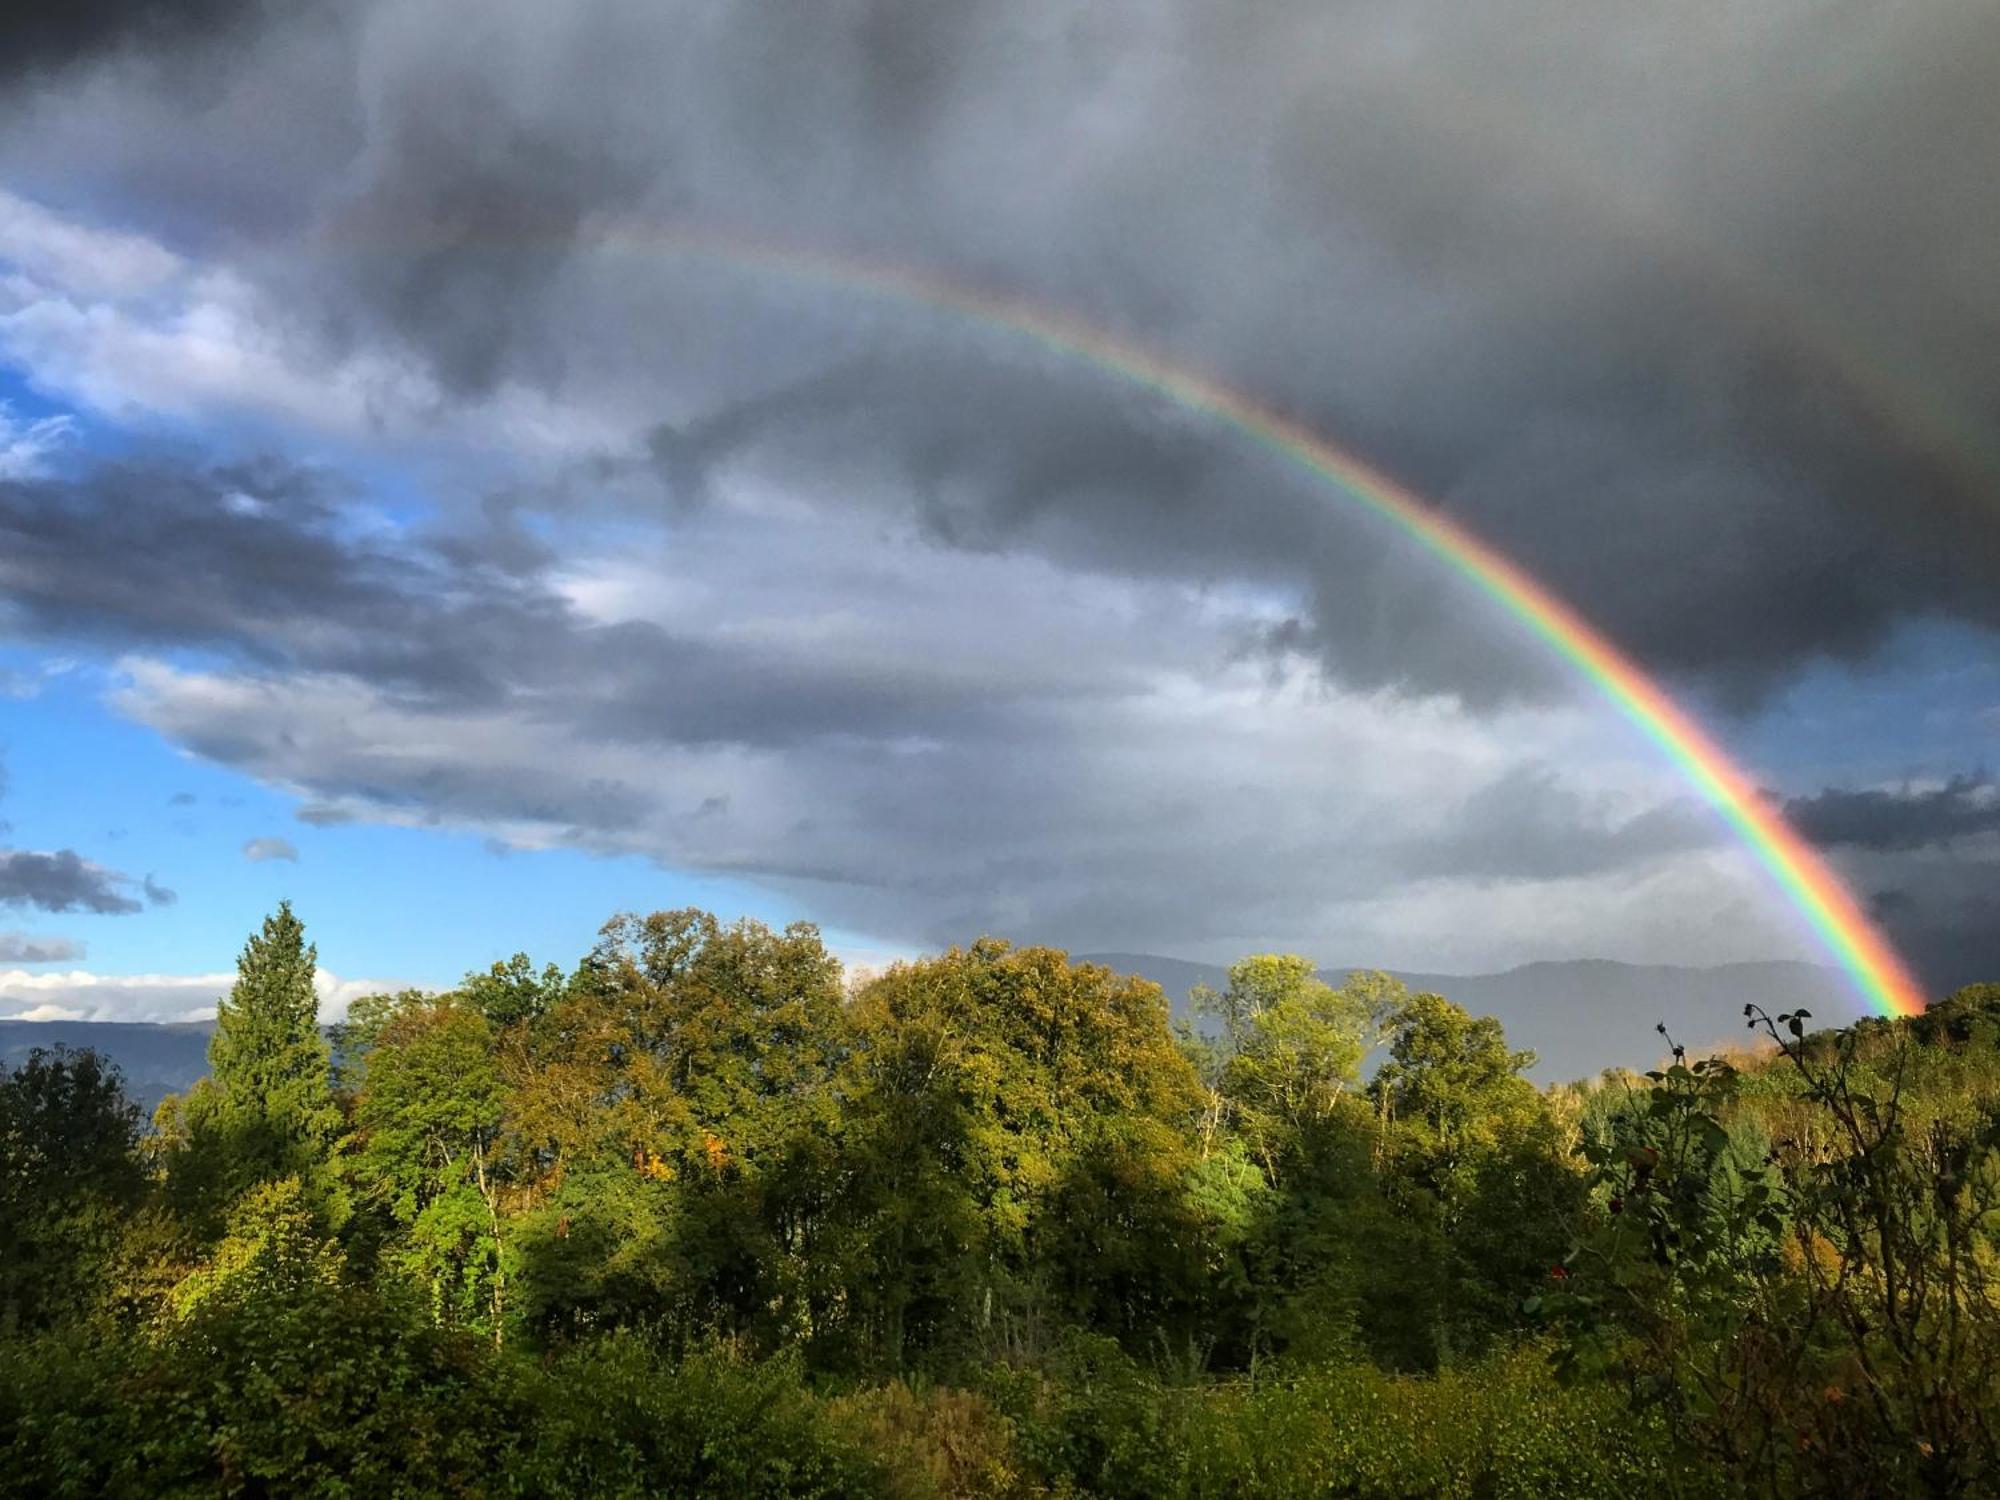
left=2, top=904, right=1995, bottom=1496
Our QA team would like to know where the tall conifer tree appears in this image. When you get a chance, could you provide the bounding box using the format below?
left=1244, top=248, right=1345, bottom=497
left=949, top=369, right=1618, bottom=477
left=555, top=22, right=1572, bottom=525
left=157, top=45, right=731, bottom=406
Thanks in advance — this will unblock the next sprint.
left=199, top=902, right=339, bottom=1205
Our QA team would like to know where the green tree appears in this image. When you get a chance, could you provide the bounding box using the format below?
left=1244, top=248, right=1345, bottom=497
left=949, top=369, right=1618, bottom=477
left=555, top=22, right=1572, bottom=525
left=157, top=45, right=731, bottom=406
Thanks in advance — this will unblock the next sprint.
left=839, top=942, right=1208, bottom=1369
left=162, top=903, right=341, bottom=1233
left=1194, top=957, right=1386, bottom=1178
left=0, top=1045, right=144, bottom=1332
left=459, top=952, right=569, bottom=1030
left=348, top=993, right=510, bottom=1342
left=503, top=910, right=850, bottom=1348
left=1370, top=991, right=1577, bottom=1362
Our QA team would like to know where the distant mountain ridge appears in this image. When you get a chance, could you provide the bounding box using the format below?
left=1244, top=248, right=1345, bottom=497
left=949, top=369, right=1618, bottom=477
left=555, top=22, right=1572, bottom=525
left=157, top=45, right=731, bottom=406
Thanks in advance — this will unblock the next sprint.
left=0, top=1019, right=216, bottom=1116
left=2, top=957, right=1848, bottom=1106
left=1078, top=953, right=1846, bottom=1081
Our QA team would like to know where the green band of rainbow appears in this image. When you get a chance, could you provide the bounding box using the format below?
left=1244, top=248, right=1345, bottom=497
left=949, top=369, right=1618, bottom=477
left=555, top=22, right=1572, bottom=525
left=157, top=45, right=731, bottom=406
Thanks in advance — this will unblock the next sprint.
left=532, top=224, right=1932, bottom=1018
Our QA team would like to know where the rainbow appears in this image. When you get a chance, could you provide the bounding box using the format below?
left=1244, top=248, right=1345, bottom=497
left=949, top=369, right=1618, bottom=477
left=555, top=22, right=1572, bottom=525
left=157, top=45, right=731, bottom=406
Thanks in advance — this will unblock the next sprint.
left=388, top=220, right=1931, bottom=1018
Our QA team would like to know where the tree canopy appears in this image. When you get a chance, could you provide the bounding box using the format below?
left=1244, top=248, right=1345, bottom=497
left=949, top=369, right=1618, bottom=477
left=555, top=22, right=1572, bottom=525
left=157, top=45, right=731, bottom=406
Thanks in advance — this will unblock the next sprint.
left=4, top=905, right=1995, bottom=1497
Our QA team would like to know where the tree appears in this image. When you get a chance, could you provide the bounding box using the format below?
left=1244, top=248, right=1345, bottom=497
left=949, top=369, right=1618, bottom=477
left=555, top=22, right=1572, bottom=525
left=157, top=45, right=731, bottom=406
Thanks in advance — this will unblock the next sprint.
left=503, top=910, right=851, bottom=1347
left=0, top=1045, right=144, bottom=1331
left=1369, top=991, right=1576, bottom=1362
left=1562, top=1005, right=2000, bottom=1493
left=1193, top=957, right=1386, bottom=1178
left=839, top=942, right=1209, bottom=1369
left=348, top=993, right=510, bottom=1342
left=459, top=953, right=569, bottom=1030
left=162, top=903, right=341, bottom=1231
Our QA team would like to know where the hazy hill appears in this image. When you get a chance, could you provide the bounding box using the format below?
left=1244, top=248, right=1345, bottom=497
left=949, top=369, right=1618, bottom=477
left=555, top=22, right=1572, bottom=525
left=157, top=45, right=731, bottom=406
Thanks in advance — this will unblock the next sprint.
left=0, top=1019, right=215, bottom=1117
left=1, top=957, right=1849, bottom=1104
left=1079, top=953, right=1845, bottom=1081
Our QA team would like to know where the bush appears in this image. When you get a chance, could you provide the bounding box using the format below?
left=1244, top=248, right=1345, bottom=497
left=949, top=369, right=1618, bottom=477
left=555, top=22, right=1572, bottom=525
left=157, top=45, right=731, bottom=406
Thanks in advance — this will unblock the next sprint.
left=982, top=1337, right=1689, bottom=1499
left=505, top=1336, right=891, bottom=1499
left=0, top=1307, right=887, bottom=1498
left=0, top=1293, right=502, bottom=1497
left=828, top=1381, right=1030, bottom=1499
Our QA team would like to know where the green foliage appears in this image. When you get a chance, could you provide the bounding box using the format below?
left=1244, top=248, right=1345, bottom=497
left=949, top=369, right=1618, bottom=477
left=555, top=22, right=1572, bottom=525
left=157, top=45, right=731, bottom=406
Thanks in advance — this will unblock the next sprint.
left=459, top=951, right=570, bottom=1030
left=0, top=1044, right=144, bottom=1332
left=827, top=1381, right=1027, bottom=1499
left=511, top=1338, right=889, bottom=1498
left=837, top=940, right=1208, bottom=1369
left=1553, top=1008, right=2000, bottom=1494
left=161, top=902, right=341, bottom=1235
left=0, top=1236, right=500, bottom=1497
left=347, top=993, right=508, bottom=1337
left=982, top=1336, right=1682, bottom=1498
left=1367, top=990, right=1579, bottom=1365
left=9, top=902, right=2000, bottom=1496
left=1193, top=956, right=1380, bottom=1171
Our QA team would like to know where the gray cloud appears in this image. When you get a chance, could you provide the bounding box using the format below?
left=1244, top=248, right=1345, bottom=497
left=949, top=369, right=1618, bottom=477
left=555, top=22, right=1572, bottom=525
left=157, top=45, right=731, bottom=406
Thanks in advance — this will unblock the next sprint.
left=5, top=0, right=1997, bottom=706
left=0, top=932, right=84, bottom=963
left=1789, top=776, right=2000, bottom=852
left=242, top=836, right=299, bottom=863
left=143, top=875, right=177, bottom=906
left=0, top=0, right=265, bottom=85
left=0, top=850, right=142, bottom=914
left=1865, top=870, right=2000, bottom=995
left=1, top=0, right=1995, bottom=994
left=0, top=457, right=1130, bottom=747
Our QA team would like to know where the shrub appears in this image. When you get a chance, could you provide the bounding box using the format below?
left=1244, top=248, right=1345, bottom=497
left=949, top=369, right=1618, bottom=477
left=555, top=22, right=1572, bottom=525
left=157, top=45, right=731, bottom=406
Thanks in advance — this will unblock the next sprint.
left=505, top=1336, right=891, bottom=1499
left=983, top=1337, right=1688, bottom=1499
left=828, top=1381, right=1030, bottom=1499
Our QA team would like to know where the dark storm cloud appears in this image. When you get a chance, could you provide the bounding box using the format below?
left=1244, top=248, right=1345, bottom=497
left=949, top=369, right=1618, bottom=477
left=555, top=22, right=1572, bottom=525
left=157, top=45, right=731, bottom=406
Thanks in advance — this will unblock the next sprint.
left=1789, top=776, right=2000, bottom=852
left=0, top=849, right=142, bottom=914
left=329, top=1, right=2000, bottom=702
left=8, top=0, right=2000, bottom=706
left=1404, top=769, right=1716, bottom=882
left=625, top=349, right=1570, bottom=705
left=0, top=0, right=265, bottom=83
left=1868, top=875, right=2000, bottom=995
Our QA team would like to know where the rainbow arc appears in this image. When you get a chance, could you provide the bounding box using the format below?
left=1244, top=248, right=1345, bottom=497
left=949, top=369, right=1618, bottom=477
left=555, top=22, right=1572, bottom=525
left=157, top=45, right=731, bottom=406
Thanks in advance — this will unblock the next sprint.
left=425, top=222, right=1929, bottom=1018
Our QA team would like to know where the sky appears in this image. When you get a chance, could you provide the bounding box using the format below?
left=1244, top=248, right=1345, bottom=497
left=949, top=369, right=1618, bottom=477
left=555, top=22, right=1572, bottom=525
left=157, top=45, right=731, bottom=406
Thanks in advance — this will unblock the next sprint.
left=0, top=0, right=1995, bottom=1032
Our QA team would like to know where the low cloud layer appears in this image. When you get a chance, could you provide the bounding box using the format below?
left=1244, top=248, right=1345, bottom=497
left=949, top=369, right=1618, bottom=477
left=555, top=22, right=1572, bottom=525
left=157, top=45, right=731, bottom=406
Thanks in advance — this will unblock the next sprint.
left=0, top=0, right=268, bottom=86
left=0, top=965, right=404, bottom=1024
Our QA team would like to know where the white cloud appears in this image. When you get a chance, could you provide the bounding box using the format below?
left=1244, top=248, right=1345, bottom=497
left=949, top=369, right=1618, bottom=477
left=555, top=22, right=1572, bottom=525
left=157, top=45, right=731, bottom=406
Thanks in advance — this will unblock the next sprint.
left=0, top=966, right=415, bottom=1025
left=108, top=562, right=1786, bottom=973
left=0, top=191, right=619, bottom=463
left=0, top=401, right=76, bottom=478
left=10, top=1002, right=83, bottom=1022
left=0, top=189, right=183, bottom=298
